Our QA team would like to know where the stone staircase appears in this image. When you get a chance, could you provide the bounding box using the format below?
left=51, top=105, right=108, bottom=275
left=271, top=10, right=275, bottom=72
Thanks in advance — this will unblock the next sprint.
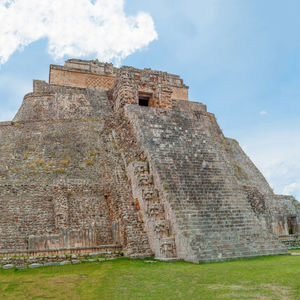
left=125, top=103, right=287, bottom=262
left=127, top=161, right=177, bottom=260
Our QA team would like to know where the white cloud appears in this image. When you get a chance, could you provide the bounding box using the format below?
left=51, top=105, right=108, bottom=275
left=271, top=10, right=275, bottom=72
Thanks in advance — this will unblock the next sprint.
left=283, top=183, right=300, bottom=196
left=259, top=110, right=268, bottom=115
left=240, top=130, right=300, bottom=201
left=0, top=0, right=157, bottom=65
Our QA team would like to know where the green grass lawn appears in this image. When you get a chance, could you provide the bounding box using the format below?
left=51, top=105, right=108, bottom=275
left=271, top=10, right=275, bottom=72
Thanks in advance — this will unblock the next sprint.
left=0, top=255, right=299, bottom=300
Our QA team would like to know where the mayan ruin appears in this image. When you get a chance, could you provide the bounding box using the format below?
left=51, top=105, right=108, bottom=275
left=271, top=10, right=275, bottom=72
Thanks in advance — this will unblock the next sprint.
left=0, top=58, right=299, bottom=263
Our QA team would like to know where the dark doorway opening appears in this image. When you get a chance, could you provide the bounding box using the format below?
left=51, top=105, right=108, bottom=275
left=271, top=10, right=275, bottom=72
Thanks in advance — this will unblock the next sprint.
left=287, top=216, right=297, bottom=235
left=139, top=96, right=150, bottom=107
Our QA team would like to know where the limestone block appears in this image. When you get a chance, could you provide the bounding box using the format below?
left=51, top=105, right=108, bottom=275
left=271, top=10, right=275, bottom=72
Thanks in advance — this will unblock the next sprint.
left=29, top=263, right=43, bottom=269
left=44, top=262, right=59, bottom=266
left=60, top=260, right=71, bottom=265
left=71, top=260, right=81, bottom=264
left=2, top=264, right=14, bottom=269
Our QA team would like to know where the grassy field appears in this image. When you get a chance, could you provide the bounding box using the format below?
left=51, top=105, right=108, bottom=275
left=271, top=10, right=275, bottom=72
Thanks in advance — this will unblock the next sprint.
left=0, top=255, right=299, bottom=299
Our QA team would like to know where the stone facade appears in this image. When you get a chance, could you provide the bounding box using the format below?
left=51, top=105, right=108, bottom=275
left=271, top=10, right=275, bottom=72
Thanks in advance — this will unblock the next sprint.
left=49, top=59, right=117, bottom=90
left=0, top=59, right=299, bottom=262
left=111, top=66, right=184, bottom=110
left=49, top=59, right=189, bottom=101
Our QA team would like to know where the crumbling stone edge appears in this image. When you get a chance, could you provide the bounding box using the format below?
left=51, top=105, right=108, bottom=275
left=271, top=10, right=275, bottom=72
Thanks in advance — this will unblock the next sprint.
left=0, top=251, right=123, bottom=270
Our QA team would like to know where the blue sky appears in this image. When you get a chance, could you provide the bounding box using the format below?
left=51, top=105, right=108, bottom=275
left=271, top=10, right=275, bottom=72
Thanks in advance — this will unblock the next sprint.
left=0, top=0, right=299, bottom=200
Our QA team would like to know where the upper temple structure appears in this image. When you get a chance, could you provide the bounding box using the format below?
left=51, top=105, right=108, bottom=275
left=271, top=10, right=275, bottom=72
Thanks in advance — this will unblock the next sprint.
left=0, top=59, right=299, bottom=262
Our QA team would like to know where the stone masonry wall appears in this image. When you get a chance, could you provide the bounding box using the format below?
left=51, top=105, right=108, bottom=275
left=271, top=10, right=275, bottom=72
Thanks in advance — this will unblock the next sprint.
left=112, top=67, right=172, bottom=110
left=13, top=84, right=108, bottom=122
left=0, top=87, right=152, bottom=257
left=2, top=59, right=299, bottom=261
left=124, top=100, right=287, bottom=262
left=50, top=66, right=116, bottom=90
left=50, top=60, right=189, bottom=101
left=0, top=184, right=55, bottom=250
left=268, top=195, right=300, bottom=236
left=224, top=138, right=273, bottom=195
left=0, top=119, right=113, bottom=250
left=222, top=136, right=300, bottom=239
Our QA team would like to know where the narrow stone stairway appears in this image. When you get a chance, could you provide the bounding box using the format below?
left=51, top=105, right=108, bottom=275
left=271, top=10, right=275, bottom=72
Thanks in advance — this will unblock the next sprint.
left=127, top=161, right=177, bottom=260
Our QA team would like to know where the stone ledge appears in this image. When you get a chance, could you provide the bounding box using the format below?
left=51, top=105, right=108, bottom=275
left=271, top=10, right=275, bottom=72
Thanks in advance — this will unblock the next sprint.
left=0, top=244, right=122, bottom=257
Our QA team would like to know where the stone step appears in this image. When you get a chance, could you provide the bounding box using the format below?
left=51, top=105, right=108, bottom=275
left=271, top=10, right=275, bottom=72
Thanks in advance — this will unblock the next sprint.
left=128, top=160, right=177, bottom=260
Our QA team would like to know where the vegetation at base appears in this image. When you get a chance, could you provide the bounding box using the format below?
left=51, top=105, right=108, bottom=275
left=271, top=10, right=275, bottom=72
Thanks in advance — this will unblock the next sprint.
left=0, top=255, right=300, bottom=299
left=289, top=248, right=300, bottom=252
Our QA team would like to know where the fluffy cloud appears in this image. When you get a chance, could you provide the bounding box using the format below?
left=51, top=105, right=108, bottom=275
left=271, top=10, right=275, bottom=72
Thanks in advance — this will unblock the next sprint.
left=0, top=0, right=157, bottom=65
left=240, top=130, right=300, bottom=201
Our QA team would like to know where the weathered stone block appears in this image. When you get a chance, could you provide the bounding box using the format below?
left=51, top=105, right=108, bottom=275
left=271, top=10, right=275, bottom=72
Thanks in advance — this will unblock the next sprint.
left=2, top=264, right=14, bottom=269
left=29, top=263, right=43, bottom=269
